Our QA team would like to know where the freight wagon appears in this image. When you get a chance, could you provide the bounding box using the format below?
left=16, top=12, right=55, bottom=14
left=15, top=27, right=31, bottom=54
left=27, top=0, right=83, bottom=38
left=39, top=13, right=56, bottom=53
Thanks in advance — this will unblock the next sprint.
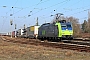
left=19, top=25, right=39, bottom=38
left=12, top=31, right=15, bottom=37
left=26, top=26, right=39, bottom=38
left=16, top=29, right=24, bottom=37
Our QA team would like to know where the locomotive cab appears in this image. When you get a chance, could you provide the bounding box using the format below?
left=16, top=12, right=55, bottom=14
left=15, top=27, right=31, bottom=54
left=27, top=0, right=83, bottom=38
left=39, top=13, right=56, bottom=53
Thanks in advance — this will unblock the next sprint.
left=61, top=23, right=73, bottom=39
left=55, top=20, right=73, bottom=40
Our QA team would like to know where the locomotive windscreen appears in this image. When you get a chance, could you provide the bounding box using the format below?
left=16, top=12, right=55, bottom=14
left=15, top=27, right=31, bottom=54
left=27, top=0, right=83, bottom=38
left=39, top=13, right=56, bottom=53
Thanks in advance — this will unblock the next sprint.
left=61, top=23, right=72, bottom=30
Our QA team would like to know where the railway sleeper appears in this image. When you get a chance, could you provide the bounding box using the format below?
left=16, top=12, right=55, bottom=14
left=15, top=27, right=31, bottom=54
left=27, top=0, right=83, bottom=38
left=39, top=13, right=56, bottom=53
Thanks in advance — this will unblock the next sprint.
left=68, top=46, right=79, bottom=50
left=85, top=47, right=90, bottom=52
left=76, top=46, right=88, bottom=52
left=77, top=49, right=88, bottom=52
left=86, top=50, right=90, bottom=52
left=68, top=46, right=77, bottom=50
left=61, top=46, right=69, bottom=49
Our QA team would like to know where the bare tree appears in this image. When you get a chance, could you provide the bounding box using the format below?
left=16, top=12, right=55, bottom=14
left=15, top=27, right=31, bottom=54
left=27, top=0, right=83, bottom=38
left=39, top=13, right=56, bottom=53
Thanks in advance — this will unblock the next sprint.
left=82, top=20, right=88, bottom=33
left=67, top=17, right=81, bottom=37
left=87, top=18, right=90, bottom=33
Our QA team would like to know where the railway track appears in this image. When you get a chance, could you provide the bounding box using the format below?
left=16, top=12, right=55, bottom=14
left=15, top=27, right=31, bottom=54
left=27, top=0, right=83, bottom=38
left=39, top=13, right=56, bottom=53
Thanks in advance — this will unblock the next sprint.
left=62, top=40, right=90, bottom=46
left=1, top=36, right=90, bottom=52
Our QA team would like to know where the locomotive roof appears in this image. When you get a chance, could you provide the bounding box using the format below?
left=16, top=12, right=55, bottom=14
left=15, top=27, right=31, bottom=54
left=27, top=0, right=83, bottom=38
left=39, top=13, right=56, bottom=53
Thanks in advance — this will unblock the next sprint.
left=60, top=22, right=72, bottom=25
left=42, top=23, right=50, bottom=25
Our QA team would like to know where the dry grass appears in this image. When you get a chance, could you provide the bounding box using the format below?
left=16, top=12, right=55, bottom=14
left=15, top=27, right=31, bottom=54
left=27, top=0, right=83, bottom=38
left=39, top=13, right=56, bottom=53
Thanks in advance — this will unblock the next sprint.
left=0, top=36, right=90, bottom=60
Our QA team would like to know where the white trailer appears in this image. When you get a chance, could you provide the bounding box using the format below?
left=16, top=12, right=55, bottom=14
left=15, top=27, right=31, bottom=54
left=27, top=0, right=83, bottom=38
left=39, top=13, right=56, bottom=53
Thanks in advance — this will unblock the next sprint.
left=26, top=25, right=39, bottom=38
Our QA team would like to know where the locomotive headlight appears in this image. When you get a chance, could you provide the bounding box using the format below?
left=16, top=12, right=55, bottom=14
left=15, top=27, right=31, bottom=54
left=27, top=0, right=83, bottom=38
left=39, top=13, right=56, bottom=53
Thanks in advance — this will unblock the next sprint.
left=66, top=29, right=68, bottom=30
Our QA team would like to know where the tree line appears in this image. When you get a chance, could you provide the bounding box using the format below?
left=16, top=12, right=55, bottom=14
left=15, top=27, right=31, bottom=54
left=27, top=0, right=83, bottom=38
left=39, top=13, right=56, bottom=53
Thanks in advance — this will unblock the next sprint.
left=82, top=18, right=90, bottom=33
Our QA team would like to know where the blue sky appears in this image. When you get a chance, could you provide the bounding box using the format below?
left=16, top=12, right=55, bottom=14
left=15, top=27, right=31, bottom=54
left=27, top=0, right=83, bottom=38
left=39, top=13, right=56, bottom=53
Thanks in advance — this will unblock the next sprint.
left=0, top=0, right=90, bottom=33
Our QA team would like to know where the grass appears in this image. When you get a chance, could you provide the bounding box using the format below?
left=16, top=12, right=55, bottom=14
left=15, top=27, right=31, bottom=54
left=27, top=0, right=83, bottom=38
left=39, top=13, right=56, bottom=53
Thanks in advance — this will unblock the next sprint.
left=0, top=36, right=90, bottom=60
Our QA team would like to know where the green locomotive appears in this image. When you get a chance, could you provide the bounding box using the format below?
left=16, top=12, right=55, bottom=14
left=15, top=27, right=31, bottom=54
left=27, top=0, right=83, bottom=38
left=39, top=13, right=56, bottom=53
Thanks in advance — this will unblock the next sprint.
left=38, top=20, right=73, bottom=41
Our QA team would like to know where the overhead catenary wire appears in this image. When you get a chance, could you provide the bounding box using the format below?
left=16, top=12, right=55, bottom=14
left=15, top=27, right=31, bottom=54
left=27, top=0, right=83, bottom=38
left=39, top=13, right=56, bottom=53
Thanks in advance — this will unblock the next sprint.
left=23, top=0, right=51, bottom=9
left=3, top=0, right=71, bottom=18
left=13, top=0, right=50, bottom=15
left=17, top=0, right=89, bottom=22
left=27, top=0, right=67, bottom=16
left=62, top=4, right=90, bottom=14
left=61, top=0, right=89, bottom=13
left=60, top=0, right=89, bottom=13
left=28, top=0, right=70, bottom=17
left=13, top=0, right=18, bottom=7
left=33, top=0, right=71, bottom=22
left=70, top=9, right=90, bottom=16
left=33, top=1, right=69, bottom=23
left=6, top=0, right=47, bottom=18
left=40, top=0, right=71, bottom=18
left=2, top=0, right=90, bottom=19
left=0, top=13, right=8, bottom=33
left=23, top=0, right=51, bottom=18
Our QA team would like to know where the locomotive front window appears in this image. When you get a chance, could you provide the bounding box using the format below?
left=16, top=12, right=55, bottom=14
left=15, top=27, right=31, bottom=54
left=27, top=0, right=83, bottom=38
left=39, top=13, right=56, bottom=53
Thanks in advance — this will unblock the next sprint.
left=61, top=24, right=67, bottom=28
left=67, top=24, right=72, bottom=30
left=61, top=23, right=72, bottom=30
left=61, top=24, right=67, bottom=30
left=67, top=24, right=71, bottom=28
